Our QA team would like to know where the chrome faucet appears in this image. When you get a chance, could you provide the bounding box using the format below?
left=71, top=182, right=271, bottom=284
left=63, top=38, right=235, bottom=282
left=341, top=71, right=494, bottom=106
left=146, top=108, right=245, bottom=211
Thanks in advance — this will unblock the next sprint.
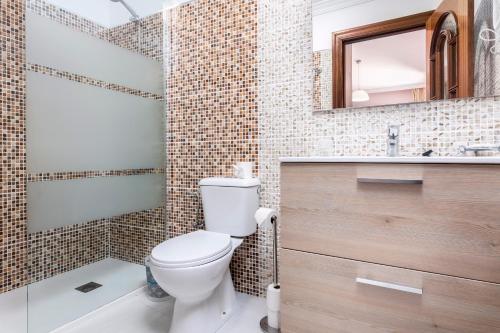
left=387, top=124, right=400, bottom=157
left=458, top=144, right=500, bottom=156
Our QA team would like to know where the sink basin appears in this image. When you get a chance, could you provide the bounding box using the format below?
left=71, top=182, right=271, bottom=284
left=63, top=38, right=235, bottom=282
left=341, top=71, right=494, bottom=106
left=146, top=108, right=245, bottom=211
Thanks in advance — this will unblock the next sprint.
left=279, top=156, right=500, bottom=164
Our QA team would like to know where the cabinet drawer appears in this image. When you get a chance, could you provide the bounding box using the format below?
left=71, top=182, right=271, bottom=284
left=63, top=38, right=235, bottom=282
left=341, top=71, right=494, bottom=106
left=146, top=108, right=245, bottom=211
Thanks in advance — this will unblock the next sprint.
left=281, top=163, right=500, bottom=283
left=281, top=249, right=500, bottom=333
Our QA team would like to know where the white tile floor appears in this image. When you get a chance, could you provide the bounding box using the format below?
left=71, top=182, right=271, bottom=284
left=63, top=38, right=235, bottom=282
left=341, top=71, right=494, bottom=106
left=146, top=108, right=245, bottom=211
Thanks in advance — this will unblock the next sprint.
left=57, top=288, right=266, bottom=333
left=0, top=286, right=27, bottom=333
left=1, top=258, right=267, bottom=333
left=28, top=258, right=145, bottom=333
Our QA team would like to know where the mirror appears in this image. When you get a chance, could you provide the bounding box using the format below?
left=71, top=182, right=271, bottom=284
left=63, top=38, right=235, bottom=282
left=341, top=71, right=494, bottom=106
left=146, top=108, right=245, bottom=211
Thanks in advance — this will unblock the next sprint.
left=312, top=0, right=500, bottom=111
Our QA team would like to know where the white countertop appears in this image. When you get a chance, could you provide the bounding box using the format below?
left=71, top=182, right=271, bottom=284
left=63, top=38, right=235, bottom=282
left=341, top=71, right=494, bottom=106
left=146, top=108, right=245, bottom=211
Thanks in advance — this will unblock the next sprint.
left=279, top=156, right=500, bottom=164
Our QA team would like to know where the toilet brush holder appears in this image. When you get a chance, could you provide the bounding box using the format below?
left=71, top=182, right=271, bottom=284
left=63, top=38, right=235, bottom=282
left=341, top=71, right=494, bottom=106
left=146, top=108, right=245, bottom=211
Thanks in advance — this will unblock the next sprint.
left=260, top=216, right=281, bottom=333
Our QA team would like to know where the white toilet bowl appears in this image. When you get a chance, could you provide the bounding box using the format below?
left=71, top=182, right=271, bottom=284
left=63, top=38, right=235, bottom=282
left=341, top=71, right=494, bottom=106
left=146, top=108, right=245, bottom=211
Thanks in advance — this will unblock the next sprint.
left=150, top=230, right=244, bottom=333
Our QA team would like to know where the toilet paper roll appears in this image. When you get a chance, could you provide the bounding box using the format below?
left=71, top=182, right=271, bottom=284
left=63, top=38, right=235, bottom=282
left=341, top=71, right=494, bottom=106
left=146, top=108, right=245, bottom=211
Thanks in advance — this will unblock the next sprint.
left=255, top=208, right=276, bottom=229
left=267, top=284, right=281, bottom=329
left=268, top=310, right=280, bottom=329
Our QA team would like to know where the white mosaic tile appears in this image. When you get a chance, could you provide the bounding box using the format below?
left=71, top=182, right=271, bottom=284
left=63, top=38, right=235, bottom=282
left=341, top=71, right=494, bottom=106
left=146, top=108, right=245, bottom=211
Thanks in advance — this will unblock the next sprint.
left=257, top=0, right=500, bottom=294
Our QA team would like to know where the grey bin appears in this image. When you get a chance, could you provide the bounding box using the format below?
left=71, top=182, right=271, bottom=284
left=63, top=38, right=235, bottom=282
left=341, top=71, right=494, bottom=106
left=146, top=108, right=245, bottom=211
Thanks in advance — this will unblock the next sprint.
left=145, top=255, right=169, bottom=301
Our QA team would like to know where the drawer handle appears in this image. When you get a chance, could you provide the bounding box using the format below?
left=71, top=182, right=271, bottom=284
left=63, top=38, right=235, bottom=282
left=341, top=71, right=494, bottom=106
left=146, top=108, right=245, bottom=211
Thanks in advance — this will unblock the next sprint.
left=355, top=278, right=423, bottom=295
left=357, top=178, right=423, bottom=185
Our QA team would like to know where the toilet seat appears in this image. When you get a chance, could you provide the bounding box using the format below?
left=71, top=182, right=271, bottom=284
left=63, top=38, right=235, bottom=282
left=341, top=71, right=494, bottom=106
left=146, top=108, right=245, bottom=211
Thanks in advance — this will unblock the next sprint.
left=151, top=230, right=232, bottom=268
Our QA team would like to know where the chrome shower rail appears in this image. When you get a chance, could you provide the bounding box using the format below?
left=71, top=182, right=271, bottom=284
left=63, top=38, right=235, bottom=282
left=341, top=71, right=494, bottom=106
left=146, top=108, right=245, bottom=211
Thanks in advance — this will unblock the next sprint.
left=111, top=0, right=140, bottom=22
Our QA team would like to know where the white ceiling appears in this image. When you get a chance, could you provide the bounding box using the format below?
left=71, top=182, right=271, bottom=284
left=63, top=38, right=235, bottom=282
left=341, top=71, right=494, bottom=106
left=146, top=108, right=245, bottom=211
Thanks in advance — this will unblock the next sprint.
left=312, top=0, right=375, bottom=16
left=351, top=29, right=426, bottom=92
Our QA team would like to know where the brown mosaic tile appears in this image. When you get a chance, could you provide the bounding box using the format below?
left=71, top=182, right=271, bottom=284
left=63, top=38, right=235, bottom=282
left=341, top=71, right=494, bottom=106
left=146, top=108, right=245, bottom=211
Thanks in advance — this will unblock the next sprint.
left=230, top=234, right=261, bottom=296
left=167, top=139, right=259, bottom=190
left=104, top=13, right=164, bottom=62
left=16, top=1, right=168, bottom=288
left=28, top=220, right=108, bottom=283
left=0, top=242, right=28, bottom=293
left=1, top=0, right=28, bottom=293
left=109, top=223, right=164, bottom=265
left=165, top=0, right=260, bottom=296
left=167, top=90, right=258, bottom=142
left=26, top=0, right=107, bottom=36
left=109, top=207, right=165, bottom=232
left=27, top=64, right=164, bottom=100
left=27, top=168, right=165, bottom=182
left=28, top=0, right=164, bottom=63
left=166, top=187, right=202, bottom=237
left=27, top=207, right=165, bottom=284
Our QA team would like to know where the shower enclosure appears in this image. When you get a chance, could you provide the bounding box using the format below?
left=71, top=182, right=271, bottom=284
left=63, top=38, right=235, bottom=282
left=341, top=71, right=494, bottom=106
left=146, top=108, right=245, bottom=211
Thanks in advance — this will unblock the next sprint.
left=24, top=0, right=166, bottom=331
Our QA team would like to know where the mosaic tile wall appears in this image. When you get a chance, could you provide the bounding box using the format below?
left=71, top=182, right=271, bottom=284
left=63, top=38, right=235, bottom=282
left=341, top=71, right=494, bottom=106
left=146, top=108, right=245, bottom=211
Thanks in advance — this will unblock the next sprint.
left=102, top=11, right=167, bottom=268
left=3, top=0, right=498, bottom=298
left=28, top=220, right=108, bottom=283
left=22, top=3, right=167, bottom=284
left=0, top=0, right=28, bottom=293
left=105, top=13, right=164, bottom=63
left=164, top=0, right=262, bottom=296
left=27, top=0, right=164, bottom=61
left=109, top=207, right=165, bottom=265
left=0, top=0, right=167, bottom=290
left=313, top=49, right=332, bottom=111
left=26, top=0, right=107, bottom=36
left=257, top=0, right=500, bottom=288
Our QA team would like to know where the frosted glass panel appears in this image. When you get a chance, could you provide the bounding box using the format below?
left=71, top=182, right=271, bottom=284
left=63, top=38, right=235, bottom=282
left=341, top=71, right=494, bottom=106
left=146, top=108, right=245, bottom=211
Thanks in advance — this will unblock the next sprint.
left=26, top=12, right=163, bottom=96
left=27, top=71, right=164, bottom=173
left=27, top=174, right=165, bottom=233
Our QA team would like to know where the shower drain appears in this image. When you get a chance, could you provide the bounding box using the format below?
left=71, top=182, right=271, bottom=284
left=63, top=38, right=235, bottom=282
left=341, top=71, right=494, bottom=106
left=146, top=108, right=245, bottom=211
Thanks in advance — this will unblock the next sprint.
left=75, top=282, right=102, bottom=293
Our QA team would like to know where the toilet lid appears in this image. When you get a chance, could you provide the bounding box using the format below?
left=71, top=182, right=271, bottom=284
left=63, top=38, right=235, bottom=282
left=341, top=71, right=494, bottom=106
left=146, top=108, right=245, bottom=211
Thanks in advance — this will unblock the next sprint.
left=151, top=230, right=232, bottom=268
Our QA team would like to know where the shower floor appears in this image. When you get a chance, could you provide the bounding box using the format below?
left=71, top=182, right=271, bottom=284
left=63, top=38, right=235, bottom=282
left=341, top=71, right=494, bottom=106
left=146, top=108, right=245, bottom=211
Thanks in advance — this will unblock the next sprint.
left=28, top=258, right=145, bottom=333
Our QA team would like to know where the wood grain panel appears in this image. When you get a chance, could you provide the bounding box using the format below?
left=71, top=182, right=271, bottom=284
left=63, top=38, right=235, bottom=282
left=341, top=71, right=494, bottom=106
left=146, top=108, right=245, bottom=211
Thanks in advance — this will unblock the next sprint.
left=426, top=0, right=474, bottom=99
left=281, top=249, right=500, bottom=333
left=281, top=163, right=500, bottom=283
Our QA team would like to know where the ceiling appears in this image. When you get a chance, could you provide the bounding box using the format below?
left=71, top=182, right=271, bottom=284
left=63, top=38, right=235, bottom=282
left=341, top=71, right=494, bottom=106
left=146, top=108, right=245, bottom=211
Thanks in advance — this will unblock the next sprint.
left=312, top=0, right=376, bottom=16
left=350, top=29, right=426, bottom=93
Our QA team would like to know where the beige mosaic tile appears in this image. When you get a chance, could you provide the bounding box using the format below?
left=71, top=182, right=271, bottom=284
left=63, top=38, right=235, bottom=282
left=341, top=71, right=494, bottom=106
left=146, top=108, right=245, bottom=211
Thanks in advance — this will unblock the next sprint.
left=257, top=0, right=500, bottom=296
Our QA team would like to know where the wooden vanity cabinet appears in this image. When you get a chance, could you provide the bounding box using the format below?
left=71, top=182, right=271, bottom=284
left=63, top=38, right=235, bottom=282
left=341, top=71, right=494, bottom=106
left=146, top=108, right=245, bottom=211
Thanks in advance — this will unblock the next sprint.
left=280, top=163, right=500, bottom=333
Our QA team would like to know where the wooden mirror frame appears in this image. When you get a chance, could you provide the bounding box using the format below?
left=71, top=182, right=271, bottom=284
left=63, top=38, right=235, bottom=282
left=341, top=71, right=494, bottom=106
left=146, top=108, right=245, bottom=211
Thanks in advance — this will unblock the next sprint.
left=428, top=12, right=459, bottom=100
left=332, top=11, right=434, bottom=109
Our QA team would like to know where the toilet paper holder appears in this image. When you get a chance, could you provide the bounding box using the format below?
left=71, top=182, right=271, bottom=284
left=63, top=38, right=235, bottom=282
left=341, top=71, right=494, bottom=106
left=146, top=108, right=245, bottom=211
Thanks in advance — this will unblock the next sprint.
left=255, top=209, right=281, bottom=333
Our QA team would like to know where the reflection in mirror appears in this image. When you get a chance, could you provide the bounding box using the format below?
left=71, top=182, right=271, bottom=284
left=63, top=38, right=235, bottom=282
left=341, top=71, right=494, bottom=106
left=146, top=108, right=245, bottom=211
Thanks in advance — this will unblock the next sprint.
left=442, top=36, right=449, bottom=97
left=344, top=30, right=427, bottom=108
left=312, top=0, right=500, bottom=111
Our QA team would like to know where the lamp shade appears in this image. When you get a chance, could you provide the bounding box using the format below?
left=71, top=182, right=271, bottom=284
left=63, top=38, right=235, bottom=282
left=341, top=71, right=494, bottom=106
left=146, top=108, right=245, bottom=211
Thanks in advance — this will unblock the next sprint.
left=352, top=89, right=370, bottom=102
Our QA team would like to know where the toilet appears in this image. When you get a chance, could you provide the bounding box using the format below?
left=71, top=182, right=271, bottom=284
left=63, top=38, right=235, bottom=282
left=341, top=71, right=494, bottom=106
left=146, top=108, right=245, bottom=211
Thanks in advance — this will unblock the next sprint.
left=149, top=177, right=260, bottom=333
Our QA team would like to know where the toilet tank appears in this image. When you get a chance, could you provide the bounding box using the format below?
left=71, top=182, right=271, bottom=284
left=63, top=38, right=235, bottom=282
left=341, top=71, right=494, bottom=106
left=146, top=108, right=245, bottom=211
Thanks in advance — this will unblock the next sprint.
left=199, top=178, right=260, bottom=237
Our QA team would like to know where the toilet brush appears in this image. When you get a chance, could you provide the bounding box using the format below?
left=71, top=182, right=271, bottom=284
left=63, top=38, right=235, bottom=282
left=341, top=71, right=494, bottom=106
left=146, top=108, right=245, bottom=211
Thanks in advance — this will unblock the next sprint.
left=255, top=208, right=281, bottom=333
